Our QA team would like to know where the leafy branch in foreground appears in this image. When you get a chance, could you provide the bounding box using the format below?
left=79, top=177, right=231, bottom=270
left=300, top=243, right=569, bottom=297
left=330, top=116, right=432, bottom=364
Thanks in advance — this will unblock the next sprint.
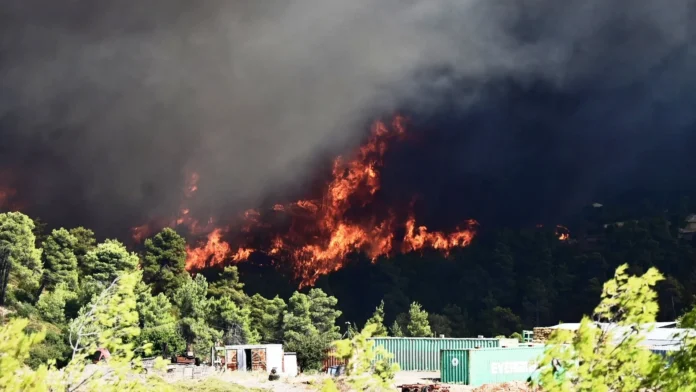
left=533, top=263, right=664, bottom=392
left=332, top=323, right=400, bottom=392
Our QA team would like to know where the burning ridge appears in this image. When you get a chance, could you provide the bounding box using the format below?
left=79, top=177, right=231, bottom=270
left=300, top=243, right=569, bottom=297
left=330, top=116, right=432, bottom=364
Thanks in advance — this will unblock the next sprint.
left=138, top=116, right=479, bottom=286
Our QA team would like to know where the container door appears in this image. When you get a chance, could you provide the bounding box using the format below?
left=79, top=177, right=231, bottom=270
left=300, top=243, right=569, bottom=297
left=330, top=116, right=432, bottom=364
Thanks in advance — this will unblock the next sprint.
left=251, top=348, right=267, bottom=371
left=237, top=349, right=246, bottom=371
left=227, top=350, right=238, bottom=371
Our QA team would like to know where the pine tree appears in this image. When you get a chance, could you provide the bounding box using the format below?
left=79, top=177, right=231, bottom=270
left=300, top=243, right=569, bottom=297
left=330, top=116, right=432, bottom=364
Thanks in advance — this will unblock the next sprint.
left=0, top=212, right=43, bottom=303
left=207, top=266, right=247, bottom=306
left=208, top=296, right=259, bottom=345
left=308, top=288, right=342, bottom=340
left=390, top=321, right=404, bottom=337
left=172, top=274, right=221, bottom=354
left=81, top=239, right=139, bottom=285
left=283, top=291, right=317, bottom=343
left=250, top=294, right=286, bottom=343
left=407, top=302, right=432, bottom=337
left=365, top=300, right=388, bottom=337
left=68, top=227, right=96, bottom=279
left=41, top=228, right=78, bottom=291
left=142, top=228, right=188, bottom=297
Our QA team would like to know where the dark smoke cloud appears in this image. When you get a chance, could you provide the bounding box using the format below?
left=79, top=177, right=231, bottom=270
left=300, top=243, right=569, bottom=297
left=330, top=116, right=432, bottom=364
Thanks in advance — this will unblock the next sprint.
left=1, top=0, right=695, bottom=235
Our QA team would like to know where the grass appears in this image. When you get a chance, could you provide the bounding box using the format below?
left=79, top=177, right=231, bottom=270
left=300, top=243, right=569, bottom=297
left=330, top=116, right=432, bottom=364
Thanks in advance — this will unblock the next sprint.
left=172, top=377, right=268, bottom=392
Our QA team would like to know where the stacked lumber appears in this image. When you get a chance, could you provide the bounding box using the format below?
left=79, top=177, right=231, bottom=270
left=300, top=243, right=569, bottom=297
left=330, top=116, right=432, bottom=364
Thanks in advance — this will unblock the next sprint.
left=532, top=327, right=554, bottom=343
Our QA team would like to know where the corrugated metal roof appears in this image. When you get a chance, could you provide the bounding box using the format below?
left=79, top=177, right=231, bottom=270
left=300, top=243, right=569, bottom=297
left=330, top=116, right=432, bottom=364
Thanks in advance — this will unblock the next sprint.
left=545, top=322, right=688, bottom=347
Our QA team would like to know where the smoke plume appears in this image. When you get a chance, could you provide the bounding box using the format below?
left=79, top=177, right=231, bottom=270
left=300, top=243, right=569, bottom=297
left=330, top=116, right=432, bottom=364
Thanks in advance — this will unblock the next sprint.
left=1, top=0, right=695, bottom=235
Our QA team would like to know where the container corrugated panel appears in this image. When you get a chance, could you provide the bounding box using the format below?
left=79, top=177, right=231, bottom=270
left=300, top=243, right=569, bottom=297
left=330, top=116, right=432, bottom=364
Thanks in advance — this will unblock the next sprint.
left=369, top=338, right=499, bottom=371
left=441, top=349, right=470, bottom=384
left=467, top=347, right=546, bottom=386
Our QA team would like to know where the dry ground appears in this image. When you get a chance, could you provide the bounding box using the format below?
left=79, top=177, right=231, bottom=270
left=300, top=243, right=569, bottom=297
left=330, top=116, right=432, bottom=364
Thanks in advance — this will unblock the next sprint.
left=164, top=368, right=532, bottom=392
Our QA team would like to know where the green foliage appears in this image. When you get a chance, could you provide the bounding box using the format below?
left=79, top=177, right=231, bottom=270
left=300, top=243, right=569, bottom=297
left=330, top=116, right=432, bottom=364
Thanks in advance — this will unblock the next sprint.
left=82, top=239, right=139, bottom=286
left=0, top=212, right=43, bottom=303
left=40, top=228, right=78, bottom=291
left=207, top=266, right=248, bottom=306
left=534, top=263, right=664, bottom=392
left=283, top=291, right=317, bottom=343
left=284, top=330, right=330, bottom=371
left=208, top=296, right=259, bottom=345
left=656, top=306, right=696, bottom=391
left=172, top=274, right=221, bottom=356
left=407, top=301, right=432, bottom=337
left=0, top=318, right=49, bottom=391
left=135, top=281, right=184, bottom=355
left=68, top=227, right=97, bottom=279
left=334, top=323, right=399, bottom=391
left=69, top=272, right=142, bottom=360
left=308, top=288, right=342, bottom=341
left=365, top=300, right=388, bottom=337
left=142, top=228, right=188, bottom=297
left=428, top=313, right=452, bottom=337
left=249, top=293, right=286, bottom=343
left=390, top=320, right=404, bottom=337
left=319, top=378, right=340, bottom=392
left=35, top=283, right=78, bottom=325
left=26, top=321, right=71, bottom=369
left=509, top=331, right=523, bottom=342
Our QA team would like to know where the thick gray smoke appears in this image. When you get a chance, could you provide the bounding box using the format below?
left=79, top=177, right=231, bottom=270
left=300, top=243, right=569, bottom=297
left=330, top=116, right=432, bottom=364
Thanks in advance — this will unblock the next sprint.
left=1, top=0, right=695, bottom=234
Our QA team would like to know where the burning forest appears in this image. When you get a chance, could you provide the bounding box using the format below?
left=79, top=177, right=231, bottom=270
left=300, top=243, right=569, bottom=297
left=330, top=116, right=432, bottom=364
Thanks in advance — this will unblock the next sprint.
left=132, top=116, right=478, bottom=286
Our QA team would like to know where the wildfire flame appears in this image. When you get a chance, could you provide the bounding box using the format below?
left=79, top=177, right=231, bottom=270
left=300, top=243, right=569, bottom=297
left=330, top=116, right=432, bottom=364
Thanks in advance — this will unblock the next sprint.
left=556, top=225, right=570, bottom=241
left=179, top=116, right=478, bottom=286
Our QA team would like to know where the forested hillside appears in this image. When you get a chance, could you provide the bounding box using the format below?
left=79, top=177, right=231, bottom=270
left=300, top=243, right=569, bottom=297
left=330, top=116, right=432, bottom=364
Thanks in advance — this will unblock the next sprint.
left=2, top=193, right=696, bottom=377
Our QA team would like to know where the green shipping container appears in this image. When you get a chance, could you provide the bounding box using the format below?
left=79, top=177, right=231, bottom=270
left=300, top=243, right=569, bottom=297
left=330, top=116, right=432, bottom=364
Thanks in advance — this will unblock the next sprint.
left=369, top=337, right=499, bottom=371
left=441, top=346, right=545, bottom=386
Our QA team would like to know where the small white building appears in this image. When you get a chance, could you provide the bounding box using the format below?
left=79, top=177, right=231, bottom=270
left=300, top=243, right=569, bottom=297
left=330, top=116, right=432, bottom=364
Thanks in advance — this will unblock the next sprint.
left=212, top=344, right=286, bottom=374
left=283, top=352, right=298, bottom=377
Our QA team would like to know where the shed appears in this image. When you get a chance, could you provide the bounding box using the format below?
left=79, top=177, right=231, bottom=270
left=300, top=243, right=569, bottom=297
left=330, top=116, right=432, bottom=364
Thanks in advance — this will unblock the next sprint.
left=213, top=344, right=284, bottom=374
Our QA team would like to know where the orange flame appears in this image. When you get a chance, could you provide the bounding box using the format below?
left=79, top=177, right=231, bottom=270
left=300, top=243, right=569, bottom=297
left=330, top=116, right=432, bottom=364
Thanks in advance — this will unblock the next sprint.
left=183, top=116, right=478, bottom=286
left=185, top=228, right=231, bottom=268
left=556, top=225, right=570, bottom=241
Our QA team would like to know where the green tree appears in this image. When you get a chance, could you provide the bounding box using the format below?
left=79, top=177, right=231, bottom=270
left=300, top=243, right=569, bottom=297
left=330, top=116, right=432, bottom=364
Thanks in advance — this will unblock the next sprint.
left=172, top=274, right=221, bottom=356
left=249, top=294, right=286, bottom=343
left=40, top=228, right=78, bottom=291
left=534, top=264, right=664, bottom=392
left=283, top=291, right=317, bottom=344
left=136, top=282, right=185, bottom=356
left=390, top=320, right=404, bottom=337
left=334, top=323, right=399, bottom=391
left=364, top=300, right=388, bottom=337
left=68, top=227, right=96, bottom=279
left=35, top=283, right=79, bottom=325
left=428, top=313, right=452, bottom=337
left=0, top=319, right=49, bottom=391
left=407, top=302, right=432, bottom=337
left=308, top=288, right=342, bottom=340
left=142, top=228, right=188, bottom=297
left=284, top=330, right=328, bottom=372
left=209, top=297, right=259, bottom=345
left=207, top=265, right=247, bottom=306
left=82, top=239, right=139, bottom=285
left=0, top=212, right=43, bottom=303
left=656, top=306, right=696, bottom=390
